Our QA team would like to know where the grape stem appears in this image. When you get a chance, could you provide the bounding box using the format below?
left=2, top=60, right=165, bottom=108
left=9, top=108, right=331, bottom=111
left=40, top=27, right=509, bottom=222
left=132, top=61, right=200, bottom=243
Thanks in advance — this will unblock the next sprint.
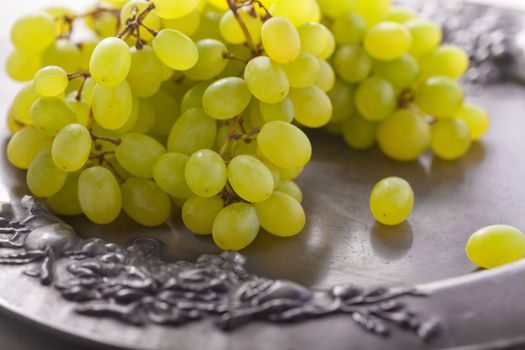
left=219, top=115, right=243, bottom=157
left=226, top=0, right=260, bottom=56
left=240, top=0, right=273, bottom=20
left=57, top=6, right=121, bottom=39
left=67, top=72, right=90, bottom=80
left=222, top=51, right=248, bottom=63
left=117, top=2, right=157, bottom=49
left=90, top=133, right=122, bottom=146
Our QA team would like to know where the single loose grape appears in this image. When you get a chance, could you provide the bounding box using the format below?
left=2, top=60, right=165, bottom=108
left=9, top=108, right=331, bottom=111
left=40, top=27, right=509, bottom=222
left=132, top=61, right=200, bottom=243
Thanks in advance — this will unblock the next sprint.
left=288, top=86, right=332, bottom=128
left=182, top=196, right=224, bottom=235
left=255, top=192, right=305, bottom=237
left=258, top=121, right=312, bottom=169
left=228, top=155, right=274, bottom=203
left=419, top=45, right=470, bottom=80
left=276, top=180, right=303, bottom=203
left=261, top=17, right=300, bottom=64
left=414, top=76, right=464, bottom=118
left=89, top=37, right=131, bottom=88
left=219, top=8, right=262, bottom=45
left=334, top=45, right=372, bottom=83
left=370, top=177, right=414, bottom=226
left=184, top=39, right=228, bottom=81
left=203, top=77, right=252, bottom=120
left=342, top=114, right=378, bottom=150
left=185, top=150, right=227, bottom=198
left=153, top=152, right=193, bottom=199
left=282, top=52, right=320, bottom=89
left=454, top=104, right=490, bottom=141
left=355, top=77, right=396, bottom=121
left=244, top=56, right=289, bottom=104
left=11, top=13, right=56, bottom=54
left=431, top=118, right=471, bottom=160
left=6, top=50, right=41, bottom=82
left=406, top=19, right=443, bottom=59
left=47, top=171, right=82, bottom=216
left=121, top=178, right=172, bottom=227
left=153, top=29, right=199, bottom=71
left=30, top=97, right=76, bottom=136
left=259, top=98, right=294, bottom=123
left=27, top=148, right=67, bottom=198
left=364, top=21, right=412, bottom=61
left=78, top=166, right=122, bottom=225
left=377, top=109, right=431, bottom=161
left=212, top=203, right=260, bottom=251
left=466, top=225, right=525, bottom=269
left=167, top=108, right=217, bottom=156
left=151, top=0, right=200, bottom=19
left=127, top=46, right=163, bottom=98
left=52, top=124, right=92, bottom=172
left=7, top=126, right=53, bottom=169
left=115, top=133, right=166, bottom=178
left=92, top=81, right=133, bottom=130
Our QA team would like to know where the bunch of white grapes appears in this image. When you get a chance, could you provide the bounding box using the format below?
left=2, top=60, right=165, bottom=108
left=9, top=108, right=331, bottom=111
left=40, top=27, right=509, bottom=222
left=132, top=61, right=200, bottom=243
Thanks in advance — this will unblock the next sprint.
left=5, top=0, right=489, bottom=250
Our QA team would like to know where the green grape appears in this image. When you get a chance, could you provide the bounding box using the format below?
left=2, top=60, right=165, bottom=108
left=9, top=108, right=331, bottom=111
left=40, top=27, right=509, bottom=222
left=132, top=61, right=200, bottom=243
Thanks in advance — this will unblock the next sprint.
left=167, top=108, right=217, bottom=155
left=52, top=124, right=91, bottom=172
left=148, top=87, right=180, bottom=139
left=212, top=202, right=260, bottom=251
left=328, top=80, right=355, bottom=123
left=220, top=44, right=250, bottom=78
left=121, top=177, right=172, bottom=227
left=92, top=81, right=133, bottom=130
left=11, top=83, right=41, bottom=125
left=364, top=22, right=412, bottom=61
left=373, top=53, right=419, bottom=89
left=258, top=121, right=311, bottom=169
left=370, top=177, right=414, bottom=226
left=181, top=82, right=209, bottom=112
left=47, top=171, right=83, bottom=216
left=259, top=98, right=294, bottom=123
left=466, top=225, right=525, bottom=269
left=386, top=6, right=417, bottom=23
left=258, top=157, right=281, bottom=189
left=233, top=140, right=258, bottom=157
left=298, top=22, right=331, bottom=57
left=355, top=76, right=396, bottom=121
left=377, top=109, right=430, bottom=161
left=317, top=0, right=356, bottom=18
left=261, top=17, right=300, bottom=64
left=419, top=45, right=470, bottom=80
left=331, top=13, right=366, bottom=46
left=89, top=37, right=131, bottom=88
left=325, top=121, right=343, bottom=135
left=87, top=10, right=119, bottom=38
left=27, top=148, right=67, bottom=198
left=121, top=1, right=161, bottom=41
left=270, top=0, right=314, bottom=26
left=31, top=97, right=76, bottom=136
left=6, top=50, right=41, bottom=82
left=243, top=99, right=265, bottom=130
left=279, top=165, right=304, bottom=181
left=184, top=39, right=228, bottom=81
left=208, top=0, right=229, bottom=10
left=185, top=149, right=227, bottom=197
left=192, top=11, right=222, bottom=41
left=334, top=45, right=371, bottom=83
left=414, top=76, right=464, bottom=118
left=41, top=40, right=82, bottom=73
left=244, top=56, right=289, bottom=104
left=115, top=133, right=166, bottom=178
left=79, top=78, right=96, bottom=106
left=7, top=126, right=53, bottom=169
left=182, top=196, right=224, bottom=235
left=354, top=0, right=391, bottom=26
left=454, top=104, right=490, bottom=141
left=112, top=97, right=140, bottom=134
left=7, top=107, right=24, bottom=134
left=276, top=180, right=302, bottom=203
left=78, top=39, right=98, bottom=71
left=153, top=152, right=193, bottom=198
left=342, top=114, right=378, bottom=150
left=282, top=52, right=320, bottom=89
left=228, top=155, right=274, bottom=203
left=315, top=59, right=336, bottom=92
left=101, top=0, right=128, bottom=8
left=255, top=191, right=305, bottom=237
left=132, top=98, right=156, bottom=133
left=78, top=166, right=122, bottom=225
left=203, top=77, right=252, bottom=120
left=65, top=99, right=90, bottom=127
left=45, top=6, right=75, bottom=34
left=162, top=8, right=200, bottom=36
left=33, top=66, right=68, bottom=97
left=289, top=86, right=332, bottom=128
left=431, top=118, right=471, bottom=160
left=152, top=0, right=200, bottom=19
left=127, top=46, right=163, bottom=98
left=10, top=13, right=55, bottom=54
left=152, top=29, right=199, bottom=71
left=406, top=19, right=443, bottom=60
left=219, top=8, right=262, bottom=45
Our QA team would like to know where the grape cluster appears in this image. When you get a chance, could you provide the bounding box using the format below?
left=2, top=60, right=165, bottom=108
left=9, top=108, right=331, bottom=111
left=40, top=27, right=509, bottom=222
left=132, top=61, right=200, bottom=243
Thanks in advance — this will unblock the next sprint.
left=5, top=0, right=488, bottom=250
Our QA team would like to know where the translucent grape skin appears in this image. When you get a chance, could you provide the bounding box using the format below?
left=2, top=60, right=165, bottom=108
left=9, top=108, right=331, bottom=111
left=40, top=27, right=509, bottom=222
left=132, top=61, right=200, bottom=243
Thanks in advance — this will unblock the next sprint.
left=184, top=39, right=228, bottom=81
left=47, top=171, right=83, bottom=216
left=121, top=177, right=172, bottom=227
left=370, top=177, right=414, bottom=226
left=30, top=97, right=76, bottom=136
left=92, top=81, right=133, bottom=130
left=167, top=108, right=217, bottom=156
left=202, top=77, right=252, bottom=120
left=431, top=118, right=471, bottom=160
left=297, top=22, right=331, bottom=56
left=259, top=98, right=294, bottom=123
left=26, top=148, right=67, bottom=198
left=89, top=37, right=131, bottom=88
left=315, top=58, right=336, bottom=92
left=152, top=29, right=199, bottom=71
left=185, top=149, right=227, bottom=198
left=466, top=225, right=525, bottom=269
left=6, top=50, right=41, bottom=82
left=153, top=152, right=193, bottom=199
left=127, top=46, right=163, bottom=98
left=420, top=45, right=469, bottom=81
left=151, top=0, right=200, bottom=19
left=276, top=180, right=303, bottom=203
left=281, top=52, right=320, bottom=89
left=288, top=86, right=332, bottom=128
left=182, top=196, right=224, bottom=235
left=33, top=66, right=68, bottom=97
left=219, top=8, right=262, bottom=45
left=406, top=19, right=443, bottom=59
left=373, top=53, right=419, bottom=90
left=78, top=166, right=122, bottom=225
left=41, top=39, right=81, bottom=73
left=11, top=83, right=41, bottom=125
left=7, top=126, right=53, bottom=169
left=212, top=203, right=260, bottom=251
left=355, top=76, right=396, bottom=121
left=454, top=103, right=490, bottom=141
left=332, top=12, right=366, bottom=45
left=10, top=13, right=56, bottom=54
left=52, top=124, right=92, bottom=172
left=244, top=56, right=289, bottom=104
left=364, top=21, right=412, bottom=61
left=261, top=17, right=300, bottom=64
left=254, top=192, right=305, bottom=237
left=228, top=155, right=274, bottom=203
left=257, top=121, right=312, bottom=169
left=115, top=133, right=166, bottom=178
left=415, top=76, right=464, bottom=118
left=334, top=45, right=372, bottom=83
left=342, top=114, right=379, bottom=150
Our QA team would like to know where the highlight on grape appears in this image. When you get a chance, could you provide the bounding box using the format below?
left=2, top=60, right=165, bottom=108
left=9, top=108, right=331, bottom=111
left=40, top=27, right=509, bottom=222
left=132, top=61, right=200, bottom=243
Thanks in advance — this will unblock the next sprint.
left=5, top=0, right=492, bottom=251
